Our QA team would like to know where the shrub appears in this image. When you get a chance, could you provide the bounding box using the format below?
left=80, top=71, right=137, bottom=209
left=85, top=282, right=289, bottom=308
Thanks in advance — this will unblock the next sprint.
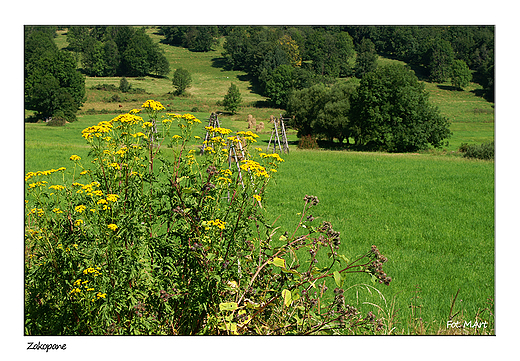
left=172, top=68, right=192, bottom=95
left=459, top=141, right=494, bottom=160
left=46, top=117, right=67, bottom=126
left=223, top=83, right=242, bottom=114
left=119, top=77, right=131, bottom=93
left=25, top=100, right=391, bottom=335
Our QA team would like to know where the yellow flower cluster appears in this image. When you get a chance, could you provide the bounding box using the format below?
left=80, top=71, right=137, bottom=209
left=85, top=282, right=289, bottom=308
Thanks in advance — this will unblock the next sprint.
left=259, top=152, right=284, bottom=162
left=142, top=99, right=165, bottom=111
left=69, top=276, right=106, bottom=301
left=240, top=160, right=269, bottom=178
left=106, top=194, right=119, bottom=202
left=69, top=155, right=81, bottom=161
left=252, top=194, right=262, bottom=202
left=75, top=205, right=86, bottom=213
left=237, top=131, right=259, bottom=140
left=28, top=180, right=48, bottom=188
left=131, top=132, right=147, bottom=138
left=52, top=208, right=64, bottom=214
left=27, top=208, right=45, bottom=217
left=49, top=184, right=65, bottom=191
left=25, top=167, right=66, bottom=182
left=107, top=223, right=118, bottom=231
left=83, top=266, right=102, bottom=276
left=217, top=169, right=233, bottom=184
left=73, top=181, right=101, bottom=195
left=82, top=121, right=113, bottom=140
left=111, top=113, right=144, bottom=125
left=205, top=126, right=233, bottom=135
left=206, top=219, right=226, bottom=230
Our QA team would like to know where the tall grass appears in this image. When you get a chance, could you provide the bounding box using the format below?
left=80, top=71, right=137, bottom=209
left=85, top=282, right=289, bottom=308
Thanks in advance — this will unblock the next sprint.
left=264, top=149, right=494, bottom=333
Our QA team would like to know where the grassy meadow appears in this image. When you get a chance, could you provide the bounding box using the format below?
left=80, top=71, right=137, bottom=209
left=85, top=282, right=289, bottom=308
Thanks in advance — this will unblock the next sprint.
left=24, top=27, right=495, bottom=334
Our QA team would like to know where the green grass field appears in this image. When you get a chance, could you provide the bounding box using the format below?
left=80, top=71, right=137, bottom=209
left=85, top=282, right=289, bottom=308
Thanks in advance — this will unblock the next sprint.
left=25, top=27, right=495, bottom=334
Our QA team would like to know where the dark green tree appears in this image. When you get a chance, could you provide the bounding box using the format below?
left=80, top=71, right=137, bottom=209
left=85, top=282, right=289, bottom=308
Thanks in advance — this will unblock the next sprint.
left=263, top=64, right=295, bottom=108
left=354, top=38, right=378, bottom=78
left=222, top=83, right=242, bottom=114
left=350, top=64, right=450, bottom=152
left=119, top=77, right=131, bottom=93
left=450, top=59, right=472, bottom=90
left=286, top=81, right=356, bottom=143
left=24, top=30, right=58, bottom=76
left=427, top=38, right=455, bottom=82
left=303, top=29, right=355, bottom=78
left=25, top=49, right=85, bottom=122
left=82, top=37, right=108, bottom=77
left=172, top=68, right=192, bottom=95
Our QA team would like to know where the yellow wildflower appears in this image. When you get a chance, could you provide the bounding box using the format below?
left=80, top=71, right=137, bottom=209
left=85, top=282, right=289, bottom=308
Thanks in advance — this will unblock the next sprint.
left=107, top=224, right=118, bottom=231
left=142, top=99, right=165, bottom=111
left=49, top=185, right=65, bottom=191
left=253, top=194, right=262, bottom=202
left=106, top=194, right=119, bottom=202
left=207, top=219, right=226, bottom=230
left=75, top=205, right=86, bottom=213
left=69, top=155, right=81, bottom=161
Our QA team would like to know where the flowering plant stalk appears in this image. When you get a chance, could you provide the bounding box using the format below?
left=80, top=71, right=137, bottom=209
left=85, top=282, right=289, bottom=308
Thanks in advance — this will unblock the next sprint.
left=25, top=100, right=390, bottom=335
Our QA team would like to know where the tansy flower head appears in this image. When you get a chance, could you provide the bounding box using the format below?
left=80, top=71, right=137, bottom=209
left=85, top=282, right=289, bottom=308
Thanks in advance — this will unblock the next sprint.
left=142, top=100, right=165, bottom=111
left=107, top=224, right=118, bottom=231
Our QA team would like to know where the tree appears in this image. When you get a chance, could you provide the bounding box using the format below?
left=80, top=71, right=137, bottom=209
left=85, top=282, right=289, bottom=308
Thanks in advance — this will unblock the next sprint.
left=25, top=49, right=85, bottom=122
left=286, top=81, right=356, bottom=143
left=354, top=38, right=378, bottom=78
left=303, top=29, right=355, bottom=78
left=450, top=59, right=472, bottom=90
left=350, top=64, right=450, bottom=152
left=427, top=38, right=455, bottom=82
left=172, top=68, right=192, bottom=95
left=222, top=83, right=242, bottom=114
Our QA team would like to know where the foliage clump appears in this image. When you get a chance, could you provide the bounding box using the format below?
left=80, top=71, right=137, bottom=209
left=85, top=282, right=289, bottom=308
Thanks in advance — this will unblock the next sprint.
left=172, top=68, right=192, bottom=95
left=25, top=100, right=391, bottom=335
left=459, top=141, right=494, bottom=160
left=222, top=83, right=242, bottom=114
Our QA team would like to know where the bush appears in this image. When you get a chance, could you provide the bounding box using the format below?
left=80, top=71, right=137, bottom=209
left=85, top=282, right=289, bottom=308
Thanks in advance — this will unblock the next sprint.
left=459, top=141, right=494, bottom=160
left=46, top=117, right=67, bottom=126
left=172, top=68, right=192, bottom=95
left=25, top=100, right=391, bottom=335
left=223, top=83, right=242, bottom=114
left=119, top=77, right=131, bottom=93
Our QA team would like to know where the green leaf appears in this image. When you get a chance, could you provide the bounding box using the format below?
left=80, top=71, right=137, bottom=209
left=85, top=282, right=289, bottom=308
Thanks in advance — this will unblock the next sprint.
left=279, top=234, right=287, bottom=242
left=182, top=187, right=197, bottom=194
left=270, top=257, right=286, bottom=269
left=282, top=289, right=292, bottom=307
left=333, top=271, right=342, bottom=287
left=219, top=302, right=238, bottom=312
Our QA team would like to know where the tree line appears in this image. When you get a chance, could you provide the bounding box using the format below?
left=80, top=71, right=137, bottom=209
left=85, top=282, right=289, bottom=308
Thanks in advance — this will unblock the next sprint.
left=66, top=26, right=170, bottom=77
left=24, top=26, right=170, bottom=122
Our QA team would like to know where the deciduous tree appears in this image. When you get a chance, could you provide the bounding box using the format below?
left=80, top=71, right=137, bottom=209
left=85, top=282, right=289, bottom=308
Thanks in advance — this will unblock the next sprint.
left=350, top=64, right=450, bottom=152
left=172, top=68, right=192, bottom=95
left=450, top=59, right=472, bottom=90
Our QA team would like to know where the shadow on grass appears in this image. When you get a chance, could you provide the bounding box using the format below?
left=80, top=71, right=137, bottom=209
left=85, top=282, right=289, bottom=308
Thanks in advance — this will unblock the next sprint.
left=437, top=84, right=462, bottom=91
